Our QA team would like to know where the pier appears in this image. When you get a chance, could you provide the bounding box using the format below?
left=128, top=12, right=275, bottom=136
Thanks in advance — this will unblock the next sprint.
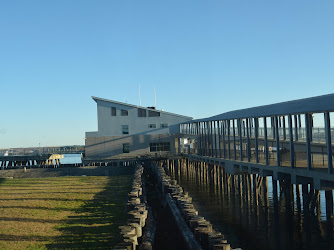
left=179, top=94, right=334, bottom=190
left=161, top=157, right=334, bottom=250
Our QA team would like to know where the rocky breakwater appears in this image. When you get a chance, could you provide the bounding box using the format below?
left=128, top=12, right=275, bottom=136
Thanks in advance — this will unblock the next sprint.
left=113, top=164, right=156, bottom=250
left=155, top=162, right=241, bottom=250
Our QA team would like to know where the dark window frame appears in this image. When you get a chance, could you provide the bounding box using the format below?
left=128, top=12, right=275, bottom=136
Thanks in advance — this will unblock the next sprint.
left=149, top=142, right=170, bottom=152
left=111, top=107, right=116, bottom=116
left=122, top=125, right=129, bottom=135
left=148, top=110, right=160, bottom=117
left=123, top=143, right=130, bottom=153
left=138, top=108, right=147, bottom=117
left=121, top=109, right=128, bottom=116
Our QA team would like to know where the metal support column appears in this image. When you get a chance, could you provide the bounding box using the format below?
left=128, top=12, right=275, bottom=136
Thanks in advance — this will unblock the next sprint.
left=206, top=122, right=210, bottom=156
left=264, top=117, right=269, bottom=165
left=288, top=115, right=295, bottom=168
left=246, top=118, right=251, bottom=162
left=255, top=118, right=259, bottom=163
left=218, top=121, right=222, bottom=158
left=228, top=120, right=231, bottom=159
left=239, top=119, right=243, bottom=161
left=200, top=122, right=203, bottom=155
left=272, top=117, right=275, bottom=140
left=324, top=112, right=333, bottom=174
left=294, top=115, right=299, bottom=141
left=305, top=113, right=312, bottom=170
left=233, top=119, right=237, bottom=160
left=222, top=121, right=226, bottom=159
left=282, top=116, right=286, bottom=140
left=210, top=121, right=214, bottom=157
left=275, top=116, right=280, bottom=166
left=214, top=121, right=218, bottom=158
left=204, top=122, right=207, bottom=156
left=211, top=121, right=214, bottom=157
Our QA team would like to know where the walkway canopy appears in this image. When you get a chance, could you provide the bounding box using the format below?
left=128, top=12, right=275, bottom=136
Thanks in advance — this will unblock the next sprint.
left=186, top=93, right=334, bottom=123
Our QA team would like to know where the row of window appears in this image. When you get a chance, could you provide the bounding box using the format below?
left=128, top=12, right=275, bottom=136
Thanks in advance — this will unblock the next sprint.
left=121, top=124, right=168, bottom=134
left=150, top=142, right=171, bottom=152
left=111, top=107, right=161, bottom=117
left=148, top=124, right=168, bottom=129
left=138, top=108, right=160, bottom=117
left=122, top=142, right=171, bottom=153
left=112, top=107, right=128, bottom=116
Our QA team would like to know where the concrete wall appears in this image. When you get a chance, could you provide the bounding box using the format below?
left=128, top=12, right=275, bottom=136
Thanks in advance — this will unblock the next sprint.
left=86, top=99, right=192, bottom=137
left=85, top=133, right=178, bottom=160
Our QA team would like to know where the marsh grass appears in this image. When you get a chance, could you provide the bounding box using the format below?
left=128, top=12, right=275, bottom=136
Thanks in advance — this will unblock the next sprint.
left=0, top=175, right=132, bottom=249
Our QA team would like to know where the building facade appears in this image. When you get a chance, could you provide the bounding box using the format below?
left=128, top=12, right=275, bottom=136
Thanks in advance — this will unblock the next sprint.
left=85, top=97, right=192, bottom=160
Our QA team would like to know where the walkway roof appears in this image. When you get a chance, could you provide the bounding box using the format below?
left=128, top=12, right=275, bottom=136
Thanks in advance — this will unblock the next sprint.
left=186, top=93, right=334, bottom=123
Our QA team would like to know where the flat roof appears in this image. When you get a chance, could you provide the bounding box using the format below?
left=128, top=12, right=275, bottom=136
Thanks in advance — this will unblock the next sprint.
left=92, top=96, right=193, bottom=120
left=187, top=93, right=334, bottom=123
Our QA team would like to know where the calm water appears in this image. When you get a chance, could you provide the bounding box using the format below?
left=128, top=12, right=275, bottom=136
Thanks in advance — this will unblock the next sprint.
left=61, top=153, right=82, bottom=164
left=165, top=161, right=334, bottom=250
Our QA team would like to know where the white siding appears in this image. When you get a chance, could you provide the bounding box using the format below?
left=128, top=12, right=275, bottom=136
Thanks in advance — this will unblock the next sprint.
left=87, top=99, right=192, bottom=137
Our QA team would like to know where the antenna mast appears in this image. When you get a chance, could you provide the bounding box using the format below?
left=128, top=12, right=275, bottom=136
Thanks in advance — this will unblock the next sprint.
left=139, top=85, right=141, bottom=106
left=154, top=85, right=156, bottom=109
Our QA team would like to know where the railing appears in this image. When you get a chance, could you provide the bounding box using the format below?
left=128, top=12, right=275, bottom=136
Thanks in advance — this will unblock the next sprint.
left=181, top=127, right=334, bottom=143
left=180, top=116, right=334, bottom=173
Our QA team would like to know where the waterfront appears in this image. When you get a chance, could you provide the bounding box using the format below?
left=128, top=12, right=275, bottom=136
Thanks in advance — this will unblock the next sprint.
left=61, top=153, right=82, bottom=164
left=165, top=159, right=334, bottom=250
left=0, top=153, right=82, bottom=168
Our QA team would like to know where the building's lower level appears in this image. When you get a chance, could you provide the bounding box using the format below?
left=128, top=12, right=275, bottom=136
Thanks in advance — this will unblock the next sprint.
left=84, top=133, right=182, bottom=161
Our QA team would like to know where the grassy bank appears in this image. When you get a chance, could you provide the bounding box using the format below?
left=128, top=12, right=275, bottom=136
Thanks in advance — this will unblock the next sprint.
left=0, top=175, right=132, bottom=249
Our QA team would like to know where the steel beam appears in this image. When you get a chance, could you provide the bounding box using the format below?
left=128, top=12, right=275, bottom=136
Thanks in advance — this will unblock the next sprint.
left=324, top=112, right=333, bottom=174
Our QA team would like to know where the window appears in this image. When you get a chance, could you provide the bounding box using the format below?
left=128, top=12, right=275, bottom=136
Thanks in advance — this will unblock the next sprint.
left=160, top=123, right=168, bottom=128
left=148, top=110, right=160, bottom=117
left=123, top=143, right=130, bottom=153
left=148, top=124, right=156, bottom=129
left=122, top=125, right=129, bottom=135
left=149, top=142, right=170, bottom=152
left=111, top=107, right=116, bottom=116
left=121, top=109, right=128, bottom=116
left=138, top=108, right=146, bottom=117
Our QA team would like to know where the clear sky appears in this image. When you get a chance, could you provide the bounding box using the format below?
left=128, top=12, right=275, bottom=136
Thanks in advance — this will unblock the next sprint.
left=0, top=1, right=334, bottom=148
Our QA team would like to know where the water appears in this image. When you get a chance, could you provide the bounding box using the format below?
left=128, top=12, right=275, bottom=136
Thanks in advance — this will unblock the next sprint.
left=165, top=160, right=334, bottom=250
left=61, top=154, right=82, bottom=164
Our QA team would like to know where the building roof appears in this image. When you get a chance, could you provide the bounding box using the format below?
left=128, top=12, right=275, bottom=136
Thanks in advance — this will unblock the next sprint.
left=92, top=96, right=193, bottom=120
left=186, top=93, right=334, bottom=123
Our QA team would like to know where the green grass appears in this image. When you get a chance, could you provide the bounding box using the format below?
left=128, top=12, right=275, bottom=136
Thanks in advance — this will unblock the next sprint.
left=0, top=176, right=132, bottom=249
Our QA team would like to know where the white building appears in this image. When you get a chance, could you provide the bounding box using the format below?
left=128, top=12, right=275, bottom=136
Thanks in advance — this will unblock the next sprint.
left=85, top=97, right=192, bottom=160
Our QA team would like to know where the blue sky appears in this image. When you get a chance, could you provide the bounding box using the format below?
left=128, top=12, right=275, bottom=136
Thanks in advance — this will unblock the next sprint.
left=0, top=1, right=334, bottom=148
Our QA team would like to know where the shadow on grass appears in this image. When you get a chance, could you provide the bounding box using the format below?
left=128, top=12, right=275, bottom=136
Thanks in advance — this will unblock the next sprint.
left=46, top=175, right=133, bottom=249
